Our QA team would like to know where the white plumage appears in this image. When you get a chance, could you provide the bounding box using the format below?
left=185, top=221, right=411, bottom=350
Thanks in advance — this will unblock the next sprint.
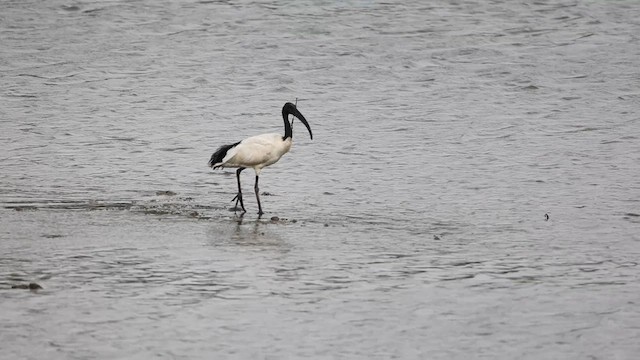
left=215, top=133, right=292, bottom=175
left=208, top=102, right=312, bottom=216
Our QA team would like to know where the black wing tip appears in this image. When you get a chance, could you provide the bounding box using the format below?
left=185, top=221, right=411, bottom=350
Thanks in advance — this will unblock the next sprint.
left=208, top=141, right=240, bottom=169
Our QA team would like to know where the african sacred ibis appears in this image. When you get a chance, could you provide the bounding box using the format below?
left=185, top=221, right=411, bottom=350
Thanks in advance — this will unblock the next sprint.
left=208, top=102, right=313, bottom=216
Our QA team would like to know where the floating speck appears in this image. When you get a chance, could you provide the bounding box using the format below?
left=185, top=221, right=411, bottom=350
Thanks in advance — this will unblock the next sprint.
left=12, top=283, right=43, bottom=291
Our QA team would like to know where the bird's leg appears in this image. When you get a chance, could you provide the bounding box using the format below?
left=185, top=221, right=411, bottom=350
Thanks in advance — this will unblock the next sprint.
left=232, top=168, right=246, bottom=213
left=231, top=194, right=244, bottom=215
left=254, top=175, right=264, bottom=217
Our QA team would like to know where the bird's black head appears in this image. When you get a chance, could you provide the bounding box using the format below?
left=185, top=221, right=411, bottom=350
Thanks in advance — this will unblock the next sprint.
left=282, top=102, right=313, bottom=140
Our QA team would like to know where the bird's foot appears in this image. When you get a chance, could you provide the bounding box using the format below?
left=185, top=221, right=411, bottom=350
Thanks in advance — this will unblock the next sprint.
left=230, top=194, right=246, bottom=213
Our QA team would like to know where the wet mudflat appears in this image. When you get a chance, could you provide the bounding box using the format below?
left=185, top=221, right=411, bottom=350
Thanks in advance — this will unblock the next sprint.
left=2, top=0, right=640, bottom=359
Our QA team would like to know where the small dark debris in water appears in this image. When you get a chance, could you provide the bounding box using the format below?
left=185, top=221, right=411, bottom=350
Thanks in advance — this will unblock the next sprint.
left=82, top=7, right=102, bottom=14
left=188, top=211, right=199, bottom=218
left=156, top=190, right=177, bottom=196
left=625, top=213, right=640, bottom=217
left=269, top=216, right=291, bottom=223
left=324, top=223, right=329, bottom=227
left=42, top=234, right=64, bottom=239
left=522, top=85, right=539, bottom=90
left=12, top=283, right=43, bottom=291
left=545, top=213, right=549, bottom=221
left=261, top=192, right=273, bottom=196
left=434, top=235, right=440, bottom=240
left=323, top=192, right=334, bottom=195
left=291, top=219, right=297, bottom=223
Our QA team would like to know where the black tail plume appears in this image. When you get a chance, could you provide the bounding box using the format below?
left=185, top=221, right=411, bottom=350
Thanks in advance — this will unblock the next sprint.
left=208, top=141, right=240, bottom=168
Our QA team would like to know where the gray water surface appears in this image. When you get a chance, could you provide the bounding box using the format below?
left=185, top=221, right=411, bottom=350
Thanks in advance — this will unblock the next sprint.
left=2, top=0, right=640, bottom=359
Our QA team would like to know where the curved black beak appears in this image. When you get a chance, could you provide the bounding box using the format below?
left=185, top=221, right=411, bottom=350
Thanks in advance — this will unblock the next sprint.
left=283, top=102, right=313, bottom=140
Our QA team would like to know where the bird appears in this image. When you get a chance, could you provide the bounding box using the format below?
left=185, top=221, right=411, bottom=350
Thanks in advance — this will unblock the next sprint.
left=208, top=102, right=313, bottom=217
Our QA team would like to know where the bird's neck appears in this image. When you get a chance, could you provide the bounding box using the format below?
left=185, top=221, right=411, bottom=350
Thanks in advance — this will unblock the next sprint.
left=282, top=112, right=292, bottom=140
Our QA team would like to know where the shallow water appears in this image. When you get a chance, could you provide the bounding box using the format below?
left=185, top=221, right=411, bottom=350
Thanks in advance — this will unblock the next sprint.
left=2, top=0, right=640, bottom=358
